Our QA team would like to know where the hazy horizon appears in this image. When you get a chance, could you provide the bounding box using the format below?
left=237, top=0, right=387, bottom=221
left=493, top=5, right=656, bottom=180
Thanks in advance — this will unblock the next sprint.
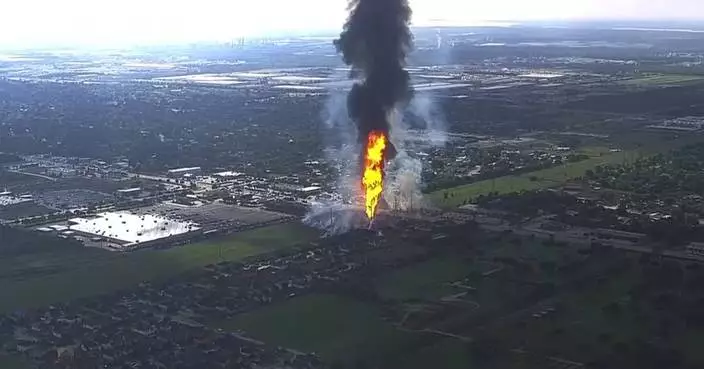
left=2, top=0, right=704, bottom=48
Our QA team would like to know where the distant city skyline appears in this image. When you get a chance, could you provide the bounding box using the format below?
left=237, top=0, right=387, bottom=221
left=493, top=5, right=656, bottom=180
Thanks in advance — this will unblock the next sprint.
left=1, top=0, right=703, bottom=47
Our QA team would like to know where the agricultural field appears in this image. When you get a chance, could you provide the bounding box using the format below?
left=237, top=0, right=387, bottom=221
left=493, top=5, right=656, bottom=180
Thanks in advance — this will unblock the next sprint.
left=218, top=294, right=413, bottom=362
left=620, top=74, right=704, bottom=86
left=0, top=222, right=318, bottom=312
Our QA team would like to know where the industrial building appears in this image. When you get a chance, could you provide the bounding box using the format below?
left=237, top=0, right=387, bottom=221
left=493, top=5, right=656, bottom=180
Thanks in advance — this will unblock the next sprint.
left=66, top=211, right=201, bottom=249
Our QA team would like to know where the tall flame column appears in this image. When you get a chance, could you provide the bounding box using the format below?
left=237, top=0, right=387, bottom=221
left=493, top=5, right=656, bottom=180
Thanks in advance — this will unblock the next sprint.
left=362, top=131, right=387, bottom=220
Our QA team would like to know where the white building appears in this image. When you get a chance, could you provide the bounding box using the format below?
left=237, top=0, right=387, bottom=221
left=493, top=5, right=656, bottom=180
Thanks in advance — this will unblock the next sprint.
left=68, top=211, right=200, bottom=247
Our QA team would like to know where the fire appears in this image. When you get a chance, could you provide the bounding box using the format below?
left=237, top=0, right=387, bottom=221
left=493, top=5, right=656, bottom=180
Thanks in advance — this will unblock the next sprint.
left=362, top=130, right=387, bottom=220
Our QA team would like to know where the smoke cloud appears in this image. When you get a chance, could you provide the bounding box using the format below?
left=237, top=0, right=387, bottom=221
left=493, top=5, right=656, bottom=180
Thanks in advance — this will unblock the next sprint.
left=303, top=201, right=364, bottom=237
left=307, top=0, right=452, bottom=235
left=410, top=93, right=448, bottom=145
left=334, top=0, right=413, bottom=155
left=383, top=95, right=447, bottom=213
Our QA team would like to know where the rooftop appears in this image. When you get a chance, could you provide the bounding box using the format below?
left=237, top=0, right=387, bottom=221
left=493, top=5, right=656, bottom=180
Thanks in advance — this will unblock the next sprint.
left=168, top=167, right=202, bottom=174
left=68, top=211, right=199, bottom=245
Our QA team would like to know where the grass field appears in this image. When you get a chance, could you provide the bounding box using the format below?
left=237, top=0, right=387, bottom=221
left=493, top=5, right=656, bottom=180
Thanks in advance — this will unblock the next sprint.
left=620, top=74, right=704, bottom=86
left=391, top=339, right=474, bottom=369
left=376, top=257, right=479, bottom=301
left=0, top=355, right=29, bottom=369
left=218, top=294, right=412, bottom=361
left=430, top=131, right=704, bottom=209
left=376, top=239, right=577, bottom=303
left=491, top=265, right=646, bottom=362
left=0, top=223, right=318, bottom=312
left=430, top=148, right=636, bottom=208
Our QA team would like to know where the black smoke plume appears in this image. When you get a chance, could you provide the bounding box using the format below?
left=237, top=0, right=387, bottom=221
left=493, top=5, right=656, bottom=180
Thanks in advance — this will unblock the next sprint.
left=334, top=0, right=413, bottom=158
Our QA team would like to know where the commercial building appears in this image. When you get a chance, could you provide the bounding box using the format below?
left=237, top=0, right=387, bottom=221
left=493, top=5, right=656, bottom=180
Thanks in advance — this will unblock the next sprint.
left=67, top=211, right=201, bottom=249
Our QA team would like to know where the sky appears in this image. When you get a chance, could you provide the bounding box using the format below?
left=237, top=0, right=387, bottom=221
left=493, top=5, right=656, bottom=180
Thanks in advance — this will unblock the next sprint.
left=1, top=0, right=703, bottom=47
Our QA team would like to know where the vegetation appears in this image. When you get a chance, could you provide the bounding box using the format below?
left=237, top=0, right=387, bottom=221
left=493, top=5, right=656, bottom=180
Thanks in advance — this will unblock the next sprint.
left=0, top=355, right=30, bottom=369
left=219, top=294, right=412, bottom=362
left=423, top=144, right=591, bottom=194
left=0, top=226, right=83, bottom=256
left=568, top=84, right=704, bottom=115
left=430, top=148, right=636, bottom=208
left=492, top=257, right=704, bottom=369
left=588, top=143, right=704, bottom=195
left=0, top=153, right=21, bottom=164
left=0, top=223, right=318, bottom=312
left=376, top=257, right=476, bottom=301
left=620, top=74, right=704, bottom=86
left=389, top=339, right=474, bottom=369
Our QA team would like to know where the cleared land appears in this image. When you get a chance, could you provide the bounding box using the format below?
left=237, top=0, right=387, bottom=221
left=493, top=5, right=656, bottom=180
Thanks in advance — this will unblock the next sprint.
left=218, top=294, right=413, bottom=361
left=430, top=148, right=636, bottom=208
left=621, top=74, right=704, bottom=86
left=0, top=223, right=318, bottom=312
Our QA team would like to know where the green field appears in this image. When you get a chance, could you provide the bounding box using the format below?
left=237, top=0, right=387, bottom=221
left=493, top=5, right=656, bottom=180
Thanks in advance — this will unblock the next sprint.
left=430, top=149, right=635, bottom=208
left=498, top=261, right=704, bottom=368
left=376, top=257, right=478, bottom=301
left=0, top=355, right=29, bottom=369
left=0, top=223, right=318, bottom=312
left=218, top=294, right=412, bottom=361
left=376, top=239, right=576, bottom=302
left=391, top=339, right=474, bottom=369
left=621, top=74, right=704, bottom=86
left=491, top=266, right=645, bottom=361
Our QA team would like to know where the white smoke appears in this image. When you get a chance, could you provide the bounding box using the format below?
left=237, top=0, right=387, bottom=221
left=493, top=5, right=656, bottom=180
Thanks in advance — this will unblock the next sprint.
left=409, top=92, right=448, bottom=146
left=303, top=201, right=364, bottom=237
left=305, top=77, right=448, bottom=235
left=383, top=92, right=447, bottom=212
left=304, top=78, right=364, bottom=236
left=384, top=151, right=424, bottom=211
left=321, top=86, right=361, bottom=200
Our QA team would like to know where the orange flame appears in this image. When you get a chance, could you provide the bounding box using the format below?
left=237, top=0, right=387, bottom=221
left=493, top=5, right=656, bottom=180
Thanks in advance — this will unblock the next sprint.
left=362, top=131, right=387, bottom=221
